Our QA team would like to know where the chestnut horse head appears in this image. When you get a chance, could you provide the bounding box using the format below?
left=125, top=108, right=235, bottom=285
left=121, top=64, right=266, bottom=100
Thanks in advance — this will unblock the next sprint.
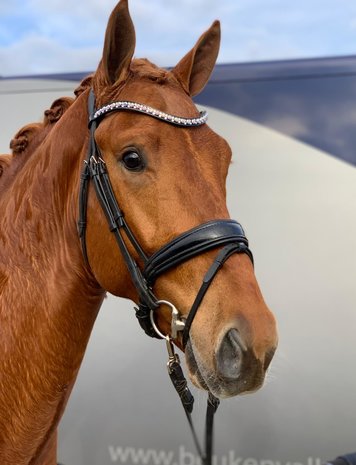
left=0, top=0, right=277, bottom=462
left=83, top=0, right=278, bottom=398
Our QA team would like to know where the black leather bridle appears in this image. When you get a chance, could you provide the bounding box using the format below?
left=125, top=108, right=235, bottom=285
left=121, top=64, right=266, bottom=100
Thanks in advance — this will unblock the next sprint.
left=78, top=89, right=254, bottom=465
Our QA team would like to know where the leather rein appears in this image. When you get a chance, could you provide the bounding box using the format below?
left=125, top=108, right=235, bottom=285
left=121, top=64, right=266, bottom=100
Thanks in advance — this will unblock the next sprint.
left=78, top=89, right=254, bottom=465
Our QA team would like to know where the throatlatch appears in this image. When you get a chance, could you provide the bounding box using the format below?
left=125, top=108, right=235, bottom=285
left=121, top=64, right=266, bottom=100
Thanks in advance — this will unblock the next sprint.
left=78, top=89, right=254, bottom=465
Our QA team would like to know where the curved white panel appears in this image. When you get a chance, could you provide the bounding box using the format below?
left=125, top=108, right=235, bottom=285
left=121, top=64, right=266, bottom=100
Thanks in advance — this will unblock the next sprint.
left=1, top=81, right=355, bottom=464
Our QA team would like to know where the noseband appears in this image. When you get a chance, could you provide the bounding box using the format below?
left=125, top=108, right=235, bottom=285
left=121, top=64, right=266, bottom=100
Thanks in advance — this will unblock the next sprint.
left=78, top=89, right=253, bottom=465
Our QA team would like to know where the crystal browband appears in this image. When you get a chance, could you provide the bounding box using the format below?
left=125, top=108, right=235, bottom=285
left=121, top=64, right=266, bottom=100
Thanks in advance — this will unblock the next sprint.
left=90, top=101, right=208, bottom=127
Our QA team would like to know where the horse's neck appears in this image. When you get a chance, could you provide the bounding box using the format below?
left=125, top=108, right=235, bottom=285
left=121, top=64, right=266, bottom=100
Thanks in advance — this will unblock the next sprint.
left=0, top=94, right=105, bottom=465
left=0, top=94, right=99, bottom=303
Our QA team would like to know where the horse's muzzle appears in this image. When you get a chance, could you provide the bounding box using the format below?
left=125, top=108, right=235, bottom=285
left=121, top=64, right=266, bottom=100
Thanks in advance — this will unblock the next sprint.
left=186, top=327, right=276, bottom=398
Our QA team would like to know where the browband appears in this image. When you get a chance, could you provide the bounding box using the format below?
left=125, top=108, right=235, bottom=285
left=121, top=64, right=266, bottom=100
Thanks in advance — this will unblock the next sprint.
left=90, top=100, right=208, bottom=127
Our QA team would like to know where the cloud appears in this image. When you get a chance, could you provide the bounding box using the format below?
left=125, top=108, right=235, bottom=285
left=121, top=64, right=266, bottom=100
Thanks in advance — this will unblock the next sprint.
left=1, top=0, right=356, bottom=76
left=0, top=36, right=101, bottom=75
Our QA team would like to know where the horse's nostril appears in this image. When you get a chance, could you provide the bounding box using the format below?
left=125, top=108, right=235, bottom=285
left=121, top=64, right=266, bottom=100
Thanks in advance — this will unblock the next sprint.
left=216, top=329, right=244, bottom=379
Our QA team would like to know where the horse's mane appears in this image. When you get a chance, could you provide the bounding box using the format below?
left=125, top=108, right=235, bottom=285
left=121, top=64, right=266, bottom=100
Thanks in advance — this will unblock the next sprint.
left=0, top=122, right=44, bottom=191
left=0, top=154, right=12, bottom=178
left=0, top=75, right=93, bottom=192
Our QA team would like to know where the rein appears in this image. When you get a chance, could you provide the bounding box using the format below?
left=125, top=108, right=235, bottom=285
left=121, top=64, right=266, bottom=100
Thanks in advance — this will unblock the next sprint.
left=78, top=89, right=254, bottom=465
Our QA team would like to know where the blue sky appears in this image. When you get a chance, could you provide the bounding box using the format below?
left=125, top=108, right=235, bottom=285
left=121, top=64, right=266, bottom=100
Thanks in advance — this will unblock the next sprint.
left=1, top=0, right=356, bottom=76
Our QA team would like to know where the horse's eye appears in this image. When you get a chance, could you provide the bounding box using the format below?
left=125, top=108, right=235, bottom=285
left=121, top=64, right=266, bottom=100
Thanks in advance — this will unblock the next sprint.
left=121, top=150, right=145, bottom=171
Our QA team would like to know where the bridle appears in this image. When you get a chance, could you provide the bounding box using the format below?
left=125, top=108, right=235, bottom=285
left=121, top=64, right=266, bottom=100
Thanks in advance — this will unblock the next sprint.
left=78, top=89, right=254, bottom=465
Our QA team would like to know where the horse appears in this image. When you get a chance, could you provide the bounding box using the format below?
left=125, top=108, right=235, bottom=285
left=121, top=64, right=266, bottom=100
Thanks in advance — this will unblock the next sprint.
left=0, top=1, right=278, bottom=464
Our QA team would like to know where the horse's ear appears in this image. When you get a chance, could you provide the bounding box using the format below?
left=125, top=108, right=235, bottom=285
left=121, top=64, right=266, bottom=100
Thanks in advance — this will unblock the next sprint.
left=172, top=20, right=220, bottom=97
left=98, top=0, right=136, bottom=86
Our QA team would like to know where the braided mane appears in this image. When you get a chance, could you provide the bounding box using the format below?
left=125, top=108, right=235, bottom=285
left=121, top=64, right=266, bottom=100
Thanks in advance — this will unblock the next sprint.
left=0, top=75, right=92, bottom=191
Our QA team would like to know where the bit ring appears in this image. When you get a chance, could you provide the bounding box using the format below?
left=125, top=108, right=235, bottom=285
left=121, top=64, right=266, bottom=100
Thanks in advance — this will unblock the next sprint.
left=149, top=300, right=185, bottom=339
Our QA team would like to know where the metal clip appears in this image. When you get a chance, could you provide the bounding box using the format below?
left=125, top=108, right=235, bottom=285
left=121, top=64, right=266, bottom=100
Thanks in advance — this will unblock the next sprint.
left=89, top=154, right=98, bottom=165
left=165, top=336, right=180, bottom=368
left=89, top=155, right=99, bottom=176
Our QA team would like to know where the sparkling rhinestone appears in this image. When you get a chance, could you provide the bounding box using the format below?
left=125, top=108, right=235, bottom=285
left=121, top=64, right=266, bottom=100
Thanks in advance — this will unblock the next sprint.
left=93, top=100, right=207, bottom=127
